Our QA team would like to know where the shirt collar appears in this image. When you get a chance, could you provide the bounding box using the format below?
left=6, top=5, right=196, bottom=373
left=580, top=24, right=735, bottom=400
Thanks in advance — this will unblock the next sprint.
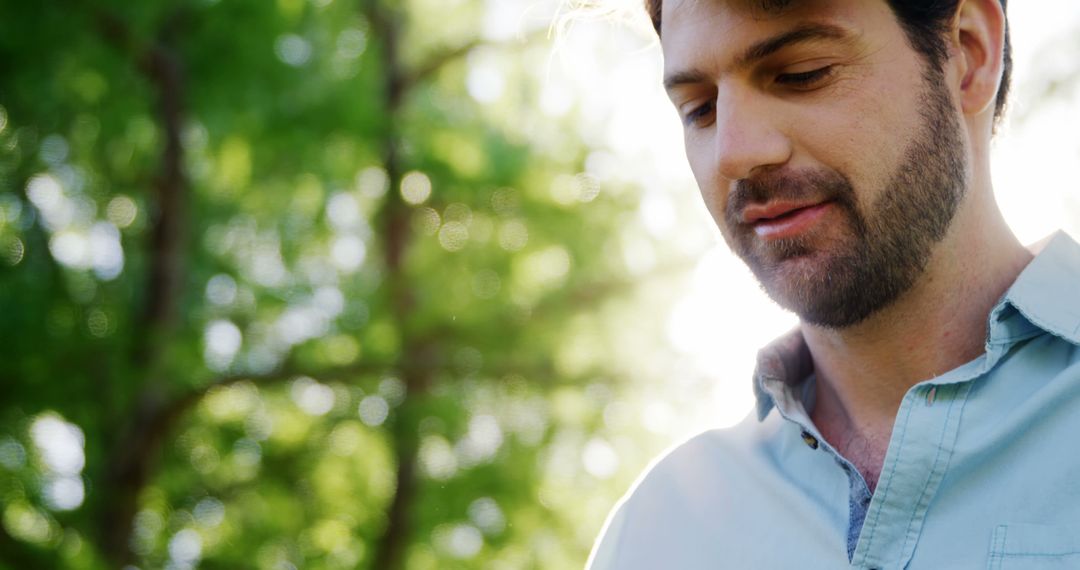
left=752, top=327, right=814, bottom=421
left=752, top=230, right=1080, bottom=421
left=990, top=230, right=1080, bottom=346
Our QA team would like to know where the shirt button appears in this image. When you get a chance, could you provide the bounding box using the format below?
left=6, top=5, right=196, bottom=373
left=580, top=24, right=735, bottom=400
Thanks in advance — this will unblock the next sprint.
left=801, top=431, right=819, bottom=449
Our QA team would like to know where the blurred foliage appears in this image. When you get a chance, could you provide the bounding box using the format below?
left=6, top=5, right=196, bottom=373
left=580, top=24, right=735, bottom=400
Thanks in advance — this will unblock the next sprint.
left=0, top=0, right=693, bottom=568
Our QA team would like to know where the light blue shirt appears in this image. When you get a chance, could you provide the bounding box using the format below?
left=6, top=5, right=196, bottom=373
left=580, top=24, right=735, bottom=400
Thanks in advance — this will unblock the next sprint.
left=588, top=231, right=1080, bottom=570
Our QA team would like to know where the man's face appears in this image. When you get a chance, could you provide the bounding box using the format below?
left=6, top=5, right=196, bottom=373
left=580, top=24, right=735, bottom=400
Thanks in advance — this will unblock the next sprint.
left=661, top=0, right=968, bottom=328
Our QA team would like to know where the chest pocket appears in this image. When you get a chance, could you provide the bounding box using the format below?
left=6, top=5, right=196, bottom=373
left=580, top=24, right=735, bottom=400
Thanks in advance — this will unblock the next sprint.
left=988, top=524, right=1080, bottom=569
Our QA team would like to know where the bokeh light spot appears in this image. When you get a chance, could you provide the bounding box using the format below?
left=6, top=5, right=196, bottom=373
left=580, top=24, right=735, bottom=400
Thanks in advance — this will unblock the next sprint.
left=444, top=202, right=473, bottom=225
left=193, top=497, right=225, bottom=528
left=356, top=167, right=389, bottom=199
left=519, top=245, right=571, bottom=290
left=331, top=235, right=367, bottom=272
left=378, top=376, right=407, bottom=406
left=326, top=192, right=360, bottom=230
left=168, top=528, right=203, bottom=567
left=466, top=54, right=505, bottom=104
left=87, top=309, right=109, bottom=338
left=2, top=237, right=24, bottom=266
left=274, top=34, right=312, bottom=67
left=550, top=173, right=600, bottom=205
left=106, top=195, right=138, bottom=228
left=336, top=29, right=367, bottom=59
left=438, top=221, right=469, bottom=252
left=497, top=220, right=528, bottom=251
left=467, top=497, right=506, bottom=536
left=48, top=232, right=87, bottom=269
left=39, top=134, right=69, bottom=165
left=43, top=475, right=84, bottom=511
left=204, top=320, right=242, bottom=372
left=582, top=437, right=619, bottom=479
left=434, top=523, right=483, bottom=559
left=30, top=414, right=85, bottom=475
left=204, top=382, right=259, bottom=422
left=358, top=395, right=389, bottom=427
left=3, top=502, right=55, bottom=544
left=413, top=207, right=441, bottom=236
left=291, top=377, right=336, bottom=416
left=205, top=274, right=238, bottom=306
left=322, top=334, right=360, bottom=365
left=0, top=437, right=26, bottom=469
left=490, top=188, right=519, bottom=217
left=328, top=422, right=362, bottom=456
left=89, top=222, right=124, bottom=280
left=400, top=171, right=432, bottom=205
left=419, top=435, right=457, bottom=480
left=456, top=414, right=503, bottom=467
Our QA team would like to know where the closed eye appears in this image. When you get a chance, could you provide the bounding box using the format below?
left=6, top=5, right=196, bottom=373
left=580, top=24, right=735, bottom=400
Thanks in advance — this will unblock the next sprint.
left=775, top=66, right=834, bottom=88
left=683, top=100, right=715, bottom=127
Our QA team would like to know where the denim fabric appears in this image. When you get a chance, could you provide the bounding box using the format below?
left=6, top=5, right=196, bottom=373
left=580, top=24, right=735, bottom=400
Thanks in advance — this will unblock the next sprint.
left=588, top=231, right=1080, bottom=570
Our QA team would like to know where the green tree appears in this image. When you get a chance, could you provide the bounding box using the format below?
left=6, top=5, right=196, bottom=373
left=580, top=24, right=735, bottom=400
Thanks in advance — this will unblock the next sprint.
left=0, top=0, right=686, bottom=568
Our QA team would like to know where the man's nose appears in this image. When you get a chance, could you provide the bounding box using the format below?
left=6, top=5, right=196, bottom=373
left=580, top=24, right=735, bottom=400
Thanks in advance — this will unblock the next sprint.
left=712, top=87, right=792, bottom=181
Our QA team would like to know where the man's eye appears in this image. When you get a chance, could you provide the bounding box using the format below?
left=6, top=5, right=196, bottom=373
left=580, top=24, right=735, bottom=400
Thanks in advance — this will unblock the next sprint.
left=683, top=101, right=715, bottom=127
left=775, top=66, right=834, bottom=88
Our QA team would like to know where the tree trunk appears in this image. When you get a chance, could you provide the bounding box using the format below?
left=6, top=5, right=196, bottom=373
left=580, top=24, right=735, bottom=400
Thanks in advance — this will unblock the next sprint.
left=366, top=2, right=431, bottom=568
left=94, top=15, right=190, bottom=566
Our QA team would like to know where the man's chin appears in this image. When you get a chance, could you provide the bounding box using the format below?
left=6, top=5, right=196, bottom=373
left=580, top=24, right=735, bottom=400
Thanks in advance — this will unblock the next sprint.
left=745, top=242, right=830, bottom=280
left=747, top=250, right=864, bottom=325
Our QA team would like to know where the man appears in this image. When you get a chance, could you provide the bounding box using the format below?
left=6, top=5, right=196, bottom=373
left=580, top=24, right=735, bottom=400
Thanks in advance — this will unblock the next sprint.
left=589, top=0, right=1080, bottom=568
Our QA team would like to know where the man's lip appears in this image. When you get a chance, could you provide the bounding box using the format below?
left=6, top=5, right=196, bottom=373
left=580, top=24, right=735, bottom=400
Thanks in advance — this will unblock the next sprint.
left=741, top=200, right=829, bottom=224
left=751, top=201, right=834, bottom=239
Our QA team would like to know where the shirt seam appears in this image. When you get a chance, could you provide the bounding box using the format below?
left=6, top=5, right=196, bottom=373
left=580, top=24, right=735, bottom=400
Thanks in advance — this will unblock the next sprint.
left=896, top=382, right=971, bottom=567
left=1000, top=552, right=1080, bottom=557
left=988, top=525, right=1007, bottom=570
left=1008, top=300, right=1080, bottom=347
left=989, top=329, right=1043, bottom=345
left=858, top=390, right=917, bottom=563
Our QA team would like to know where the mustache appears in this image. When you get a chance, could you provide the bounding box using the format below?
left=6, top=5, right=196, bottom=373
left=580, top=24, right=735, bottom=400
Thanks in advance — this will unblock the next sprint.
left=727, top=169, right=856, bottom=224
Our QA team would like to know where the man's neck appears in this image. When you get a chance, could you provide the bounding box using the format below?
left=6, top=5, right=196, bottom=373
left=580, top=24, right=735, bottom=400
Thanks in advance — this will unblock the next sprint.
left=804, top=196, right=1033, bottom=489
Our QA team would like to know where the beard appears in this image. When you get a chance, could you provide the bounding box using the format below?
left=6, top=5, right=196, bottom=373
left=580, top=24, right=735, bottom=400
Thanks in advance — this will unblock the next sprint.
left=722, top=70, right=967, bottom=329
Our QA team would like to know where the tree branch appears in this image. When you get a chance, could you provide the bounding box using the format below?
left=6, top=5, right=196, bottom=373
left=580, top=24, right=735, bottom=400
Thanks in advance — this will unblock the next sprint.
left=403, top=39, right=483, bottom=89
left=529, top=257, right=698, bottom=322
left=402, top=29, right=551, bottom=91
left=210, top=360, right=389, bottom=390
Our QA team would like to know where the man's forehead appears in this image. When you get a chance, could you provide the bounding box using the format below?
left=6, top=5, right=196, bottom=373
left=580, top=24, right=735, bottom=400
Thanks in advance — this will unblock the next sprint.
left=660, top=0, right=810, bottom=47
left=659, top=0, right=862, bottom=55
left=662, top=0, right=797, bottom=22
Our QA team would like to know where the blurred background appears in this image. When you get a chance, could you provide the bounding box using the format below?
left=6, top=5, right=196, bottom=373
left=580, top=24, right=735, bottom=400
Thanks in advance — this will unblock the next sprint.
left=0, top=0, right=1077, bottom=568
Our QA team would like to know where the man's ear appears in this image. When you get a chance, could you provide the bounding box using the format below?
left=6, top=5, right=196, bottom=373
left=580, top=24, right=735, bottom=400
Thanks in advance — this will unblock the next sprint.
left=950, top=0, right=1006, bottom=117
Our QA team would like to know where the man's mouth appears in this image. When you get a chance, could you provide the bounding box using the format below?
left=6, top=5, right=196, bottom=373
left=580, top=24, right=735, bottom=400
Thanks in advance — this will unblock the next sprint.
left=742, top=200, right=834, bottom=239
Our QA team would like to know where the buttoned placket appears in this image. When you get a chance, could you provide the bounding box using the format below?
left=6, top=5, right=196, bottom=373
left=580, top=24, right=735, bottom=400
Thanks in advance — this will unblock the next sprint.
left=758, top=352, right=1009, bottom=569
left=759, top=373, right=874, bottom=562
left=849, top=321, right=1035, bottom=569
left=753, top=321, right=1033, bottom=569
left=851, top=380, right=974, bottom=569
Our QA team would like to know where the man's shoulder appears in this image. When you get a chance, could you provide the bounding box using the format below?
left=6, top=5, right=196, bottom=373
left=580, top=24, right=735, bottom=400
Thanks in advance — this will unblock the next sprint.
left=586, top=413, right=785, bottom=569
left=633, top=413, right=772, bottom=488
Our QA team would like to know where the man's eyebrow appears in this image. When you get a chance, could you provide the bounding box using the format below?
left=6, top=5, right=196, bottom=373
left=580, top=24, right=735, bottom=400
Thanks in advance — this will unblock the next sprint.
left=663, top=23, right=852, bottom=92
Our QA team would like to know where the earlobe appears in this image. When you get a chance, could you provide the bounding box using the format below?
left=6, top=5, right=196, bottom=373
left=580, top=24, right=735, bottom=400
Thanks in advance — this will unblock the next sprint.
left=953, top=0, right=1006, bottom=116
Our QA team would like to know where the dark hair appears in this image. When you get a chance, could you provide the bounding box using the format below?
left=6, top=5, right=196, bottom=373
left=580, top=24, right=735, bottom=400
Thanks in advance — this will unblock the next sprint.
left=644, top=0, right=1012, bottom=120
